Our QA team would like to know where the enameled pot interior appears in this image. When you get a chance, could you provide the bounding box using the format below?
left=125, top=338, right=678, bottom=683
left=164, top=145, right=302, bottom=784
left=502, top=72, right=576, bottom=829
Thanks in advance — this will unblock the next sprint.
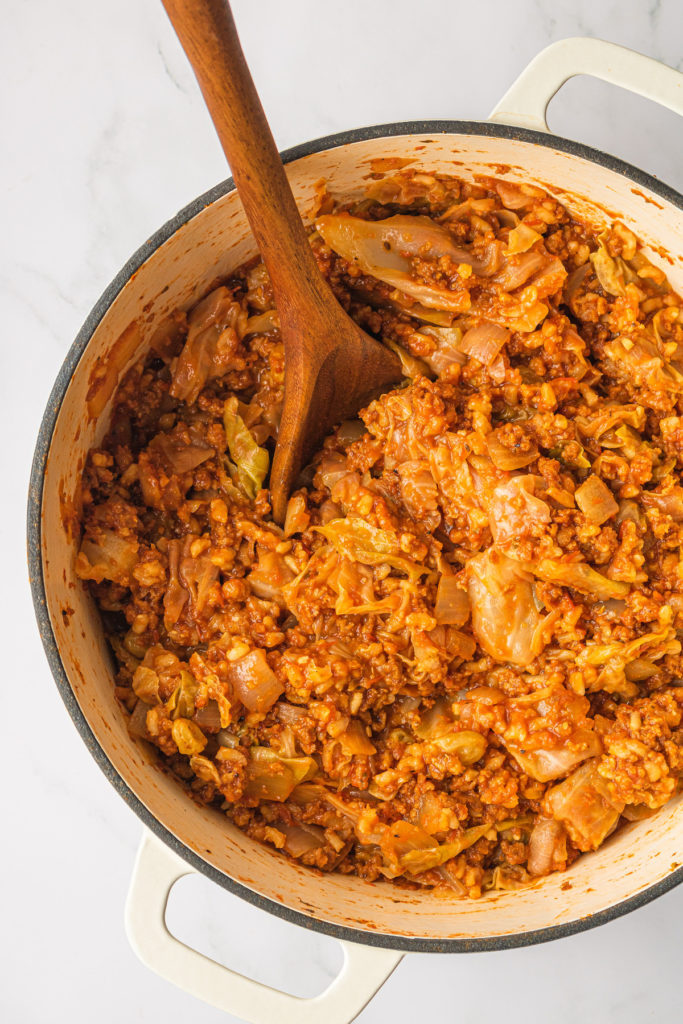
left=37, top=128, right=683, bottom=947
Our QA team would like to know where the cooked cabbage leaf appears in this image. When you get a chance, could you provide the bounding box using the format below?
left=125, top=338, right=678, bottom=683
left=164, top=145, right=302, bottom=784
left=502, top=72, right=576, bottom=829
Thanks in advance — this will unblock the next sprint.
left=316, top=517, right=428, bottom=580
left=223, top=396, right=270, bottom=499
left=316, top=213, right=490, bottom=312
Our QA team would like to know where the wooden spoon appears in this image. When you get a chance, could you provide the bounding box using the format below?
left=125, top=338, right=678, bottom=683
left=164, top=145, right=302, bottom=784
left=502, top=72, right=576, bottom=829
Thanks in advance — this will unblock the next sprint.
left=161, top=0, right=402, bottom=523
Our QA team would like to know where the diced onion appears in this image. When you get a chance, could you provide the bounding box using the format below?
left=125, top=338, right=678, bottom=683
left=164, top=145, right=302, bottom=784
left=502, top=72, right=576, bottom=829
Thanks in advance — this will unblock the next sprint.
left=624, top=658, right=659, bottom=682
left=152, top=431, right=214, bottom=474
left=415, top=698, right=452, bottom=740
left=276, top=702, right=310, bottom=725
left=434, top=576, right=470, bottom=625
left=484, top=431, right=538, bottom=471
left=601, top=598, right=627, bottom=619
left=247, top=549, right=295, bottom=607
left=132, top=665, right=160, bottom=705
left=505, top=224, right=542, bottom=255
left=622, top=804, right=656, bottom=822
left=493, top=251, right=545, bottom=290
left=217, top=730, right=239, bottom=748
left=338, top=720, right=377, bottom=756
left=488, top=354, right=506, bottom=384
left=244, top=309, right=280, bottom=337
left=275, top=725, right=297, bottom=758
left=447, top=630, right=477, bottom=661
left=418, top=325, right=467, bottom=374
left=460, top=686, right=505, bottom=705
left=228, top=649, right=283, bottom=713
left=642, top=488, right=683, bottom=521
left=495, top=181, right=537, bottom=210
left=284, top=493, right=310, bottom=537
left=317, top=453, right=349, bottom=492
left=279, top=823, right=327, bottom=858
left=459, top=322, right=510, bottom=366
left=575, top=474, right=618, bottom=524
left=128, top=700, right=151, bottom=739
left=194, top=700, right=222, bottom=732
left=509, top=728, right=602, bottom=782
left=244, top=760, right=297, bottom=802
left=435, top=865, right=468, bottom=894
left=564, top=263, right=590, bottom=308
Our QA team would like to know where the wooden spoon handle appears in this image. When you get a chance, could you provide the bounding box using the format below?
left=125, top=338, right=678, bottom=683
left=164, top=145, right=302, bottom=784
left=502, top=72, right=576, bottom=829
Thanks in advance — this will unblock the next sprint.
left=161, top=0, right=328, bottom=322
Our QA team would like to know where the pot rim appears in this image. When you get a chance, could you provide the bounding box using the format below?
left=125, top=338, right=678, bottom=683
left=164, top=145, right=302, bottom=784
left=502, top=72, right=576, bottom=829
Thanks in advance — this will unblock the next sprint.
left=27, top=118, right=683, bottom=954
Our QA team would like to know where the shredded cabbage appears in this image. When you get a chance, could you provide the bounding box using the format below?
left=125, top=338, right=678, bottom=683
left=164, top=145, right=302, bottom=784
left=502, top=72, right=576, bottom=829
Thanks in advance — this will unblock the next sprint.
left=77, top=531, right=138, bottom=585
left=316, top=517, right=428, bottom=580
left=244, top=747, right=318, bottom=802
left=579, top=627, right=681, bottom=697
left=171, top=287, right=247, bottom=403
left=545, top=761, right=624, bottom=852
left=505, top=223, right=542, bottom=255
left=531, top=558, right=630, bottom=600
left=604, top=335, right=683, bottom=394
left=508, top=731, right=602, bottom=782
left=590, top=232, right=626, bottom=296
left=467, top=548, right=544, bottom=666
left=418, top=325, right=468, bottom=375
left=383, top=336, right=431, bottom=378
left=171, top=718, right=207, bottom=756
left=223, top=396, right=270, bottom=499
left=316, top=213, right=495, bottom=311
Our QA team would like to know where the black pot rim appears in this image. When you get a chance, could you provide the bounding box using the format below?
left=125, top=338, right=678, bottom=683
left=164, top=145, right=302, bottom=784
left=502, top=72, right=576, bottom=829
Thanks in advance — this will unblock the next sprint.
left=27, top=118, right=683, bottom=954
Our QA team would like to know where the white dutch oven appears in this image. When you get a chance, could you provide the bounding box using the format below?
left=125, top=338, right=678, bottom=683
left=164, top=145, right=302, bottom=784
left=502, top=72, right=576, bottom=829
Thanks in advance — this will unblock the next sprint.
left=28, top=37, right=683, bottom=1024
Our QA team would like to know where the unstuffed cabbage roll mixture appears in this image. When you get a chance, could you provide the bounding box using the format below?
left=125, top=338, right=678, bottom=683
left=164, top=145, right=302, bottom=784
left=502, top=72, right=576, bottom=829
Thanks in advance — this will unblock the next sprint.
left=77, top=169, right=683, bottom=896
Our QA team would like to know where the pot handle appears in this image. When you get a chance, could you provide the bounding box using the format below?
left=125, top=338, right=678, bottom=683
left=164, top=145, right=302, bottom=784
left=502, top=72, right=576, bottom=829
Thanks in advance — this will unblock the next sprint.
left=489, top=37, right=683, bottom=132
left=125, top=830, right=403, bottom=1024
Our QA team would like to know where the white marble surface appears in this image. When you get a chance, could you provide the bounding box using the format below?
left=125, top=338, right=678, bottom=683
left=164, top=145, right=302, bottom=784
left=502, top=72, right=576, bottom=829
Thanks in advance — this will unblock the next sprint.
left=4, top=0, right=683, bottom=1021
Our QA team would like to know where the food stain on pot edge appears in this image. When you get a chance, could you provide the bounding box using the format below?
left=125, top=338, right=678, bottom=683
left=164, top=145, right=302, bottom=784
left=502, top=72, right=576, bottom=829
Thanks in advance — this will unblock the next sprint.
left=86, top=319, right=142, bottom=419
left=631, top=187, right=664, bottom=210
left=366, top=157, right=416, bottom=173
left=532, top=179, right=621, bottom=221
left=58, top=477, right=81, bottom=542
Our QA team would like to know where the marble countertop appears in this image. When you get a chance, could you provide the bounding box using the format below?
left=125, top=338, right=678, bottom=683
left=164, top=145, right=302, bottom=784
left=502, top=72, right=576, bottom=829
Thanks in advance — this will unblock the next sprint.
left=4, top=0, right=683, bottom=1021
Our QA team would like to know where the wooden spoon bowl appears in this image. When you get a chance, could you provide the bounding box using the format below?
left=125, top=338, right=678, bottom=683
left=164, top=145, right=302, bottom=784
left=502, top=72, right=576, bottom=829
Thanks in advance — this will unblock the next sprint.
left=162, top=0, right=402, bottom=522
